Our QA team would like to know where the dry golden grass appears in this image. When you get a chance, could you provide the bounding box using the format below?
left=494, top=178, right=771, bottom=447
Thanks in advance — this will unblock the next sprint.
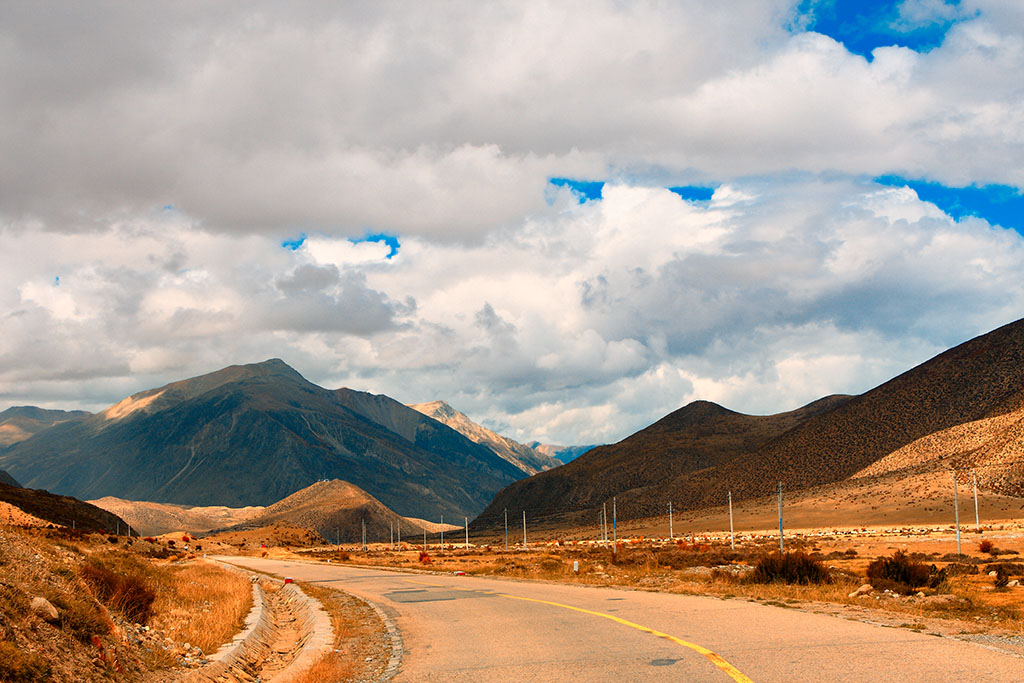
left=147, top=561, right=252, bottom=655
left=291, top=582, right=387, bottom=683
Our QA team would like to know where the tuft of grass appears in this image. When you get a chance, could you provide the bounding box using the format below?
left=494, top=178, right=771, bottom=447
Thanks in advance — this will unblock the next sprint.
left=750, top=551, right=831, bottom=585
left=80, top=560, right=156, bottom=624
left=978, top=539, right=995, bottom=554
left=418, top=551, right=432, bottom=565
left=0, top=641, right=51, bottom=682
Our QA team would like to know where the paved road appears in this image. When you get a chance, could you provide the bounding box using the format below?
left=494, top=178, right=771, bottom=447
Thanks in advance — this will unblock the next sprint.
left=225, top=557, right=1023, bottom=682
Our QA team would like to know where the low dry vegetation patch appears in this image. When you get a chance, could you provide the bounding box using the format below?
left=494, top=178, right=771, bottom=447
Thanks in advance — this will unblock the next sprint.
left=147, top=561, right=253, bottom=656
left=292, top=582, right=389, bottom=683
left=0, top=525, right=254, bottom=681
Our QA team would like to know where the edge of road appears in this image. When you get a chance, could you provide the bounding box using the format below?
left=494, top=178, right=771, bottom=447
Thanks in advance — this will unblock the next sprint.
left=216, top=556, right=404, bottom=682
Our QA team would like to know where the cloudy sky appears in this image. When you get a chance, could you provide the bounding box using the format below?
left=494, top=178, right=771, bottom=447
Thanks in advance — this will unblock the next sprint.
left=2, top=0, right=1023, bottom=445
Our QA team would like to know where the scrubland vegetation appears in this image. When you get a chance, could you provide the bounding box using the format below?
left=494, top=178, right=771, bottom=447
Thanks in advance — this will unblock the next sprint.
left=0, top=525, right=251, bottom=681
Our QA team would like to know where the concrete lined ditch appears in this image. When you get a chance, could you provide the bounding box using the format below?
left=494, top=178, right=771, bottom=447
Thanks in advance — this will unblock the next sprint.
left=179, top=572, right=333, bottom=683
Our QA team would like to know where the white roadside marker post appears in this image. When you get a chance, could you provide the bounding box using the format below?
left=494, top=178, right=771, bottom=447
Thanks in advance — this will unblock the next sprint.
left=522, top=510, right=527, bottom=549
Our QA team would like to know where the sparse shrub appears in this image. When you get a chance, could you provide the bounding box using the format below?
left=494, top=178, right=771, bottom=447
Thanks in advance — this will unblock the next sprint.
left=984, top=562, right=1024, bottom=576
left=844, top=549, right=858, bottom=557
left=0, top=641, right=51, bottom=682
left=994, top=565, right=1010, bottom=589
left=336, top=551, right=350, bottom=562
left=182, top=535, right=191, bottom=543
left=866, top=552, right=930, bottom=593
left=979, top=539, right=995, bottom=554
left=944, top=562, right=979, bottom=576
left=107, top=536, right=118, bottom=544
left=80, top=560, right=156, bottom=624
left=48, top=590, right=110, bottom=642
left=418, top=551, right=432, bottom=565
left=167, top=540, right=175, bottom=547
left=750, top=551, right=831, bottom=585
left=539, top=557, right=561, bottom=572
left=143, top=537, right=156, bottom=543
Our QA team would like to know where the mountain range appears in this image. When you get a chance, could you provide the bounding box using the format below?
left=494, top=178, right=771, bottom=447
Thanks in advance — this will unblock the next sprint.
left=0, top=406, right=91, bottom=448
left=409, top=400, right=563, bottom=475
left=478, top=317, right=1024, bottom=526
left=0, top=360, right=525, bottom=520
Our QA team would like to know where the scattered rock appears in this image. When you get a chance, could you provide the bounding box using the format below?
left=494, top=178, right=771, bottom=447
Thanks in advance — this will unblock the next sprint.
left=849, top=584, right=873, bottom=598
left=30, top=596, right=59, bottom=622
left=1008, top=580, right=1019, bottom=587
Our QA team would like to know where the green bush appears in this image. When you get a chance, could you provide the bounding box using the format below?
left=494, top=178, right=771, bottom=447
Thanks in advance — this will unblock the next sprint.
left=750, top=551, right=831, bottom=585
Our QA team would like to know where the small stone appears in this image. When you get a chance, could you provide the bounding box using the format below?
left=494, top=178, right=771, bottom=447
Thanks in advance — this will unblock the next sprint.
left=1008, top=580, right=1019, bottom=587
left=848, top=584, right=874, bottom=598
left=30, top=596, right=59, bottom=622
left=916, top=591, right=925, bottom=597
left=988, top=570, right=998, bottom=577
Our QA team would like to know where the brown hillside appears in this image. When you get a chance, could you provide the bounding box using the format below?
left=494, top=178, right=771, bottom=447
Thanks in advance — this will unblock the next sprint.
left=0, top=482, right=128, bottom=534
left=476, top=394, right=849, bottom=526
left=89, top=496, right=265, bottom=536
left=479, top=317, right=1024, bottom=525
left=665, top=317, right=1024, bottom=514
left=215, top=479, right=428, bottom=544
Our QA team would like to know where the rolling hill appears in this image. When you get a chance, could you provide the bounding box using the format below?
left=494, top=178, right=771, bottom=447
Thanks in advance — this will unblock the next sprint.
left=0, top=406, right=91, bottom=447
left=0, top=482, right=128, bottom=534
left=0, top=359, right=525, bottom=519
left=217, top=479, right=429, bottom=544
left=478, top=317, right=1024, bottom=526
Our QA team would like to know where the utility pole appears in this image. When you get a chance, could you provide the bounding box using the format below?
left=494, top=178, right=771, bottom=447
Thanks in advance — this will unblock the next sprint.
left=336, top=527, right=339, bottom=546
left=972, top=469, right=981, bottom=533
left=612, top=497, right=617, bottom=556
left=728, top=491, right=735, bottom=551
left=397, top=519, right=401, bottom=547
left=440, top=514, right=444, bottom=549
left=465, top=517, right=469, bottom=549
left=602, top=502, right=608, bottom=543
left=362, top=518, right=367, bottom=551
left=390, top=520, right=394, bottom=550
left=522, top=510, right=527, bottom=549
left=668, top=502, right=673, bottom=540
left=952, top=469, right=961, bottom=555
left=504, top=508, right=508, bottom=551
left=777, top=482, right=784, bottom=553
left=423, top=528, right=427, bottom=552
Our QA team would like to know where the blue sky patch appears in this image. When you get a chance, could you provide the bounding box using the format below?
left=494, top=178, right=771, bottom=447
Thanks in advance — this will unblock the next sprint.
left=351, top=233, right=400, bottom=259
left=668, top=185, right=716, bottom=202
left=875, top=175, right=1024, bottom=235
left=794, top=0, right=968, bottom=59
left=548, top=177, right=604, bottom=203
left=281, top=234, right=307, bottom=251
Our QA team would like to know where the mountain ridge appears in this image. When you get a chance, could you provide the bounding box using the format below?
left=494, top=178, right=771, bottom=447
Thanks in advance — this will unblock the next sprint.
left=408, top=400, right=563, bottom=475
left=0, top=360, right=525, bottom=519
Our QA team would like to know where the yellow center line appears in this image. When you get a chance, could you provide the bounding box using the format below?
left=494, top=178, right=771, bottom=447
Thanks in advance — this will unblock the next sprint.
left=401, top=579, right=753, bottom=682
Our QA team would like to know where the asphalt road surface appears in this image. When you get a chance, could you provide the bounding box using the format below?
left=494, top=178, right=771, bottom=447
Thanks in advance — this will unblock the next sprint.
left=225, top=557, right=1023, bottom=682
